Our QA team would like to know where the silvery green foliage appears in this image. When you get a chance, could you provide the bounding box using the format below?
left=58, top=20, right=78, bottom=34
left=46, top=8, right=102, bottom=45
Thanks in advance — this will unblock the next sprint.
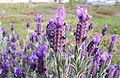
left=0, top=6, right=119, bottom=78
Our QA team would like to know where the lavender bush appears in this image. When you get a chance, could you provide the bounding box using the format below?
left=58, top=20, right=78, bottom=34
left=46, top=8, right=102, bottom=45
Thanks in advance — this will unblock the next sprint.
left=0, top=5, right=119, bottom=78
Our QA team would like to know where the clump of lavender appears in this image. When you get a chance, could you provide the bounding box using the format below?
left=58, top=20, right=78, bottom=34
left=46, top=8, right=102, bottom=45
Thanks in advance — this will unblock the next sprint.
left=0, top=5, right=119, bottom=78
left=35, top=14, right=44, bottom=36
left=75, top=6, right=92, bottom=44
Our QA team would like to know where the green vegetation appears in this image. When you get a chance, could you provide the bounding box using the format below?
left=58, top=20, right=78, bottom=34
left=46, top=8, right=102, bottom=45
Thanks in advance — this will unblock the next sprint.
left=0, top=3, right=120, bottom=64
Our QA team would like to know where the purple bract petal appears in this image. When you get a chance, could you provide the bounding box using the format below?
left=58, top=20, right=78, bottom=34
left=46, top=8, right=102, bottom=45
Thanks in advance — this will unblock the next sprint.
left=112, top=34, right=117, bottom=41
left=93, top=34, right=101, bottom=43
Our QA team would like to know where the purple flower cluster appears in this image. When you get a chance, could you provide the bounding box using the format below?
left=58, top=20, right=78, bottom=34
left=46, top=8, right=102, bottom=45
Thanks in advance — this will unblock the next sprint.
left=75, top=6, right=92, bottom=44
left=35, top=14, right=44, bottom=35
left=102, top=24, right=108, bottom=36
left=87, top=34, right=101, bottom=57
left=0, top=5, right=119, bottom=78
left=46, top=6, right=66, bottom=52
left=108, top=34, right=117, bottom=53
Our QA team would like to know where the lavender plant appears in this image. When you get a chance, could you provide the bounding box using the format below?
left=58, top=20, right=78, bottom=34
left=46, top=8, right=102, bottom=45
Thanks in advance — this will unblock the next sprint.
left=0, top=5, right=119, bottom=78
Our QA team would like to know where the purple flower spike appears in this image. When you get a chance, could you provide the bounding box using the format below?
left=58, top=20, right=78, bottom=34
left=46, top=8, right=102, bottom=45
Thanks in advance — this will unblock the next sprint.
left=35, top=14, right=44, bottom=35
left=17, top=33, right=20, bottom=40
left=88, top=21, right=94, bottom=30
left=16, top=67, right=24, bottom=78
left=10, top=23, right=14, bottom=27
left=37, top=44, right=47, bottom=75
left=12, top=34, right=16, bottom=42
left=10, top=23, right=14, bottom=31
left=23, top=55, right=27, bottom=64
left=93, top=34, right=101, bottom=43
left=13, top=59, right=16, bottom=67
left=12, top=43, right=16, bottom=51
left=69, top=24, right=72, bottom=32
left=2, top=27, right=7, bottom=37
left=3, top=61, right=10, bottom=73
left=65, top=24, right=68, bottom=31
left=108, top=34, right=117, bottom=53
left=102, top=24, right=108, bottom=36
left=112, top=34, right=117, bottom=41
left=26, top=21, right=30, bottom=28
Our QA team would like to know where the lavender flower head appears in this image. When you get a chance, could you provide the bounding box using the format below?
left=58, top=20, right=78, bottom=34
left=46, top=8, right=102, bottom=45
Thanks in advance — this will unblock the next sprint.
left=26, top=21, right=30, bottom=28
left=69, top=24, right=72, bottom=32
left=2, top=27, right=7, bottom=37
left=3, top=61, right=10, bottom=73
left=35, top=13, right=44, bottom=35
left=12, top=43, right=16, bottom=51
left=10, top=23, right=14, bottom=31
left=12, top=34, right=16, bottom=42
left=88, top=21, right=94, bottom=30
left=75, top=6, right=92, bottom=44
left=87, top=34, right=101, bottom=57
left=108, top=34, right=117, bottom=53
left=65, top=24, right=68, bottom=31
left=102, top=24, right=108, bottom=36
left=30, top=33, right=38, bottom=44
left=16, top=67, right=24, bottom=78
left=17, top=33, right=20, bottom=40
left=36, top=44, right=47, bottom=75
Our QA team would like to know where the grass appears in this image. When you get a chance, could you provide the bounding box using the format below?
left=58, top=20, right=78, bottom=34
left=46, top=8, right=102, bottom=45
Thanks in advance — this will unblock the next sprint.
left=0, top=2, right=120, bottom=64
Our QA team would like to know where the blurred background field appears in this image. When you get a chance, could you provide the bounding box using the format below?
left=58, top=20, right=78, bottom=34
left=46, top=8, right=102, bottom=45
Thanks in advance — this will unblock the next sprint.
left=0, top=3, right=120, bottom=64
